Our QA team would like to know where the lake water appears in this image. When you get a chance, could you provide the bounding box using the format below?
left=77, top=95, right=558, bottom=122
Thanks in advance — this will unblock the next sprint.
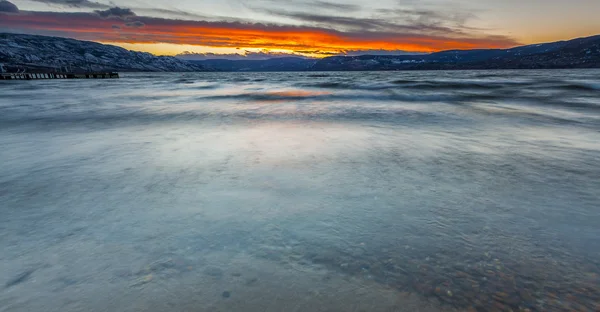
left=1, top=70, right=599, bottom=312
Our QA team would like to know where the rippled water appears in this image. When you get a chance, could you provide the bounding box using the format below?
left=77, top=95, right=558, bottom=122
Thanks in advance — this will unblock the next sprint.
left=1, top=70, right=599, bottom=312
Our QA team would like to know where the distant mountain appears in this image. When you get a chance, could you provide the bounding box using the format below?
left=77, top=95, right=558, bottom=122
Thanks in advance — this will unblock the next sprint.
left=189, top=35, right=600, bottom=71
left=189, top=57, right=316, bottom=72
left=312, top=35, right=600, bottom=71
left=2, top=33, right=599, bottom=72
left=0, top=33, right=204, bottom=72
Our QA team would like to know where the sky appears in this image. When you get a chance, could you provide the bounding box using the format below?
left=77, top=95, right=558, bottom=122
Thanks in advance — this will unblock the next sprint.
left=1, top=0, right=599, bottom=58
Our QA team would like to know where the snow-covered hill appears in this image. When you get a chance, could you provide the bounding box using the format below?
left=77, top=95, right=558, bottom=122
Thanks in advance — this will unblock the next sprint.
left=0, top=33, right=205, bottom=72
left=312, top=35, right=600, bottom=71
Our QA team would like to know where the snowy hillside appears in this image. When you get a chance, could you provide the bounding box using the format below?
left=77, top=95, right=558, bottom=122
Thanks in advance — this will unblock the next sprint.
left=312, top=35, right=600, bottom=70
left=0, top=33, right=205, bottom=72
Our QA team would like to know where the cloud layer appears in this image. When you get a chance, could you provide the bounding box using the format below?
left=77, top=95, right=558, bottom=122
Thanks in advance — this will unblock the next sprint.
left=176, top=48, right=426, bottom=60
left=95, top=7, right=136, bottom=19
left=177, top=50, right=311, bottom=60
left=28, top=0, right=108, bottom=8
left=0, top=1, right=520, bottom=56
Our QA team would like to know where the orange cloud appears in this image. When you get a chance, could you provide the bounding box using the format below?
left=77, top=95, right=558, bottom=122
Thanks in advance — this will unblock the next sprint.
left=0, top=10, right=519, bottom=55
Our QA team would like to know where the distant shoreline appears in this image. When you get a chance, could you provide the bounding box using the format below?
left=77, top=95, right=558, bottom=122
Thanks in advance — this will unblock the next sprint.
left=2, top=32, right=599, bottom=73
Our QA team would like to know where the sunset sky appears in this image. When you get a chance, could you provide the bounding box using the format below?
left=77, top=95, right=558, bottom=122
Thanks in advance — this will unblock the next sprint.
left=1, top=0, right=599, bottom=58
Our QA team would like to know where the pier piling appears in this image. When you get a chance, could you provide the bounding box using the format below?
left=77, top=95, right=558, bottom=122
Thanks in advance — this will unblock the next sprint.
left=0, top=72, right=119, bottom=80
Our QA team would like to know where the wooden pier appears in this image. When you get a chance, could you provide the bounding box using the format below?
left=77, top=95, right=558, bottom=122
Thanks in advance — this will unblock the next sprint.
left=0, top=72, right=119, bottom=80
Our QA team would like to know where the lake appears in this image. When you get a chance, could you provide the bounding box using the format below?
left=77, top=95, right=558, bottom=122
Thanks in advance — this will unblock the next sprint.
left=1, top=70, right=599, bottom=311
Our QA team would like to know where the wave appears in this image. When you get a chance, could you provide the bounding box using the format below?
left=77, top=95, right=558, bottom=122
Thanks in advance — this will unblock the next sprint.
left=554, top=83, right=600, bottom=91
left=299, top=79, right=532, bottom=91
left=199, top=90, right=330, bottom=102
left=458, top=103, right=586, bottom=126
left=0, top=108, right=456, bottom=126
left=1, top=99, right=595, bottom=130
left=2, top=71, right=599, bottom=131
left=193, top=84, right=220, bottom=90
left=197, top=90, right=467, bottom=103
left=173, top=78, right=195, bottom=84
left=298, top=81, right=415, bottom=91
left=392, top=81, right=506, bottom=90
left=300, top=82, right=354, bottom=89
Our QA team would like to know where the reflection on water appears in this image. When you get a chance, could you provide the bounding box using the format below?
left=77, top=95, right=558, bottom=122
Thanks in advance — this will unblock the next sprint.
left=1, top=70, right=599, bottom=312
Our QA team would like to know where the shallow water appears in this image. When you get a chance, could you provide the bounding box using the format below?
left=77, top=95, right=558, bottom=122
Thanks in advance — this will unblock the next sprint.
left=1, top=70, right=599, bottom=312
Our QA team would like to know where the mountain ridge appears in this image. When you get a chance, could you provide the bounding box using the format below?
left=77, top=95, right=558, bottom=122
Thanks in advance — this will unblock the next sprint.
left=1, top=33, right=599, bottom=72
left=191, top=34, right=600, bottom=71
left=0, top=33, right=205, bottom=72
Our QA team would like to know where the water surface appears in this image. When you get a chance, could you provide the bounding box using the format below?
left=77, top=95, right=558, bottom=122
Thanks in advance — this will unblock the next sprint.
left=1, top=70, right=599, bottom=312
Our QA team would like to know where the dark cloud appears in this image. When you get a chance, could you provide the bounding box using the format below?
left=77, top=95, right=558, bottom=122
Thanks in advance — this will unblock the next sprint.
left=293, top=50, right=339, bottom=56
left=25, top=0, right=210, bottom=20
left=0, top=9, right=520, bottom=53
left=0, top=0, right=19, bottom=13
left=134, top=8, right=209, bottom=19
left=258, top=0, right=360, bottom=12
left=377, top=8, right=477, bottom=31
left=256, top=0, right=486, bottom=40
left=177, top=50, right=311, bottom=60
left=176, top=49, right=424, bottom=60
left=125, top=21, right=145, bottom=28
left=262, top=9, right=461, bottom=35
left=95, top=7, right=135, bottom=19
left=111, top=24, right=121, bottom=29
left=341, top=49, right=426, bottom=56
left=309, top=1, right=360, bottom=12
left=28, top=0, right=108, bottom=9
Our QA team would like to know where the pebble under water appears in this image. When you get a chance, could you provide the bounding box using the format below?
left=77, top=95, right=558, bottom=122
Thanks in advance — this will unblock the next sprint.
left=1, top=70, right=599, bottom=312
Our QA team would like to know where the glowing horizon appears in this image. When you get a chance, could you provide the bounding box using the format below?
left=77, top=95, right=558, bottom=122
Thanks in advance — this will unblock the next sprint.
left=1, top=0, right=599, bottom=58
